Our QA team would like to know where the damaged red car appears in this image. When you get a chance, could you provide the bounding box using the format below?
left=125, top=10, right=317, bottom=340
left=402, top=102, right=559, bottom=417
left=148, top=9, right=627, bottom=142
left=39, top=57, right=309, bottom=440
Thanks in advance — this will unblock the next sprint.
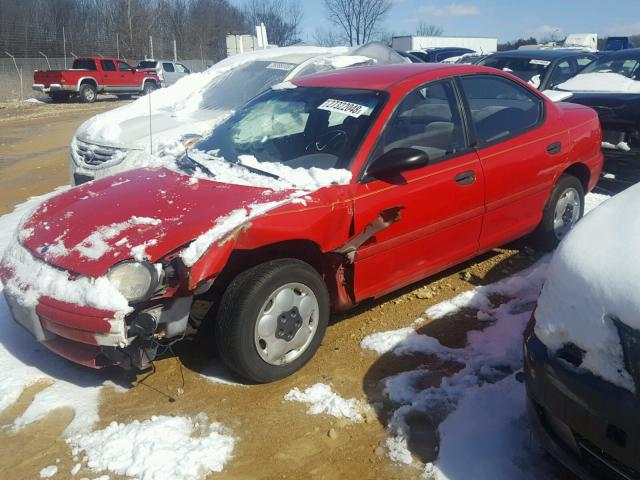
left=0, top=64, right=603, bottom=383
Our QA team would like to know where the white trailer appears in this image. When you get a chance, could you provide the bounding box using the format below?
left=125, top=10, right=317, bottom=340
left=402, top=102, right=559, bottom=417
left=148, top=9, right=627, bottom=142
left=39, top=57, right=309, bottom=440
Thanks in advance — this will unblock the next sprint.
left=392, top=35, right=497, bottom=54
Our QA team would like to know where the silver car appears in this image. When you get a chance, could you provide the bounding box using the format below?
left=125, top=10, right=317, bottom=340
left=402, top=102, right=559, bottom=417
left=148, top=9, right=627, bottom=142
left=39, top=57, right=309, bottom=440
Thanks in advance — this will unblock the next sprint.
left=136, top=59, right=191, bottom=87
left=70, top=43, right=407, bottom=185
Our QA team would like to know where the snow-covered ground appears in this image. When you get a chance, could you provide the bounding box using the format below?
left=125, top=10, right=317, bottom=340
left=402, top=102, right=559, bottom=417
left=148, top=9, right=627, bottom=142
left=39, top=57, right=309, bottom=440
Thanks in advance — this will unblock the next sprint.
left=360, top=192, right=611, bottom=478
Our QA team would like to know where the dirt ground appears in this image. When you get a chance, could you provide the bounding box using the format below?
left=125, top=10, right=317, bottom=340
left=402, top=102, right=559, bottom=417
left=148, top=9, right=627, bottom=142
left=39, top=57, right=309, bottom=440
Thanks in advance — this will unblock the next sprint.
left=0, top=101, right=575, bottom=480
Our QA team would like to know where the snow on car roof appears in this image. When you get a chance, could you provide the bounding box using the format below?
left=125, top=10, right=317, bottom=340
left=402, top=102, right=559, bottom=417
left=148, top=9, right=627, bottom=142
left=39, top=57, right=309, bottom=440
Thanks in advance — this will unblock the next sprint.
left=535, top=183, right=640, bottom=391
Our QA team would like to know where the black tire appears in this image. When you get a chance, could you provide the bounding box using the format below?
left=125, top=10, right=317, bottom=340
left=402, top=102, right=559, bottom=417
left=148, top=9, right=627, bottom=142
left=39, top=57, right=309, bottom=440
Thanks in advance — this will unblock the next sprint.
left=78, top=83, right=97, bottom=103
left=142, top=81, right=158, bottom=95
left=531, top=174, right=584, bottom=251
left=215, top=259, right=329, bottom=383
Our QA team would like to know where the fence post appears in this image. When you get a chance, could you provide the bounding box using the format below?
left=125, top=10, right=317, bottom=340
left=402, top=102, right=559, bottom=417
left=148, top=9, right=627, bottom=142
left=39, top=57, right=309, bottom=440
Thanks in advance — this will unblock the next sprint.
left=173, top=39, right=177, bottom=62
left=4, top=52, right=23, bottom=102
left=116, top=33, right=120, bottom=59
left=38, top=51, right=51, bottom=69
left=63, top=26, right=67, bottom=69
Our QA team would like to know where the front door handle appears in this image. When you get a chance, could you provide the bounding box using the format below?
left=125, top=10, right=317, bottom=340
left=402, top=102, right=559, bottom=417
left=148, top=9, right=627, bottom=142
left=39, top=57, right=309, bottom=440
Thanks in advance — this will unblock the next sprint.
left=547, top=142, right=562, bottom=155
left=455, top=171, right=476, bottom=185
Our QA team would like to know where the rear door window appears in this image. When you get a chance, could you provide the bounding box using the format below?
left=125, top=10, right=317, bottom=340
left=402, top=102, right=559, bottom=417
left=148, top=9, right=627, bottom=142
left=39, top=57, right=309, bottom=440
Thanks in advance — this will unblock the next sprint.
left=459, top=75, right=543, bottom=145
left=72, top=59, right=96, bottom=70
left=162, top=62, right=175, bottom=72
left=100, top=60, right=116, bottom=72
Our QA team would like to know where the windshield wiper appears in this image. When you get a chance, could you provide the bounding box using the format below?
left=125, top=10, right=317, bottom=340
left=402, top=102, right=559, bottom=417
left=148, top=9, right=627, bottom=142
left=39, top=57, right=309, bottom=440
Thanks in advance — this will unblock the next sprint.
left=177, top=148, right=215, bottom=178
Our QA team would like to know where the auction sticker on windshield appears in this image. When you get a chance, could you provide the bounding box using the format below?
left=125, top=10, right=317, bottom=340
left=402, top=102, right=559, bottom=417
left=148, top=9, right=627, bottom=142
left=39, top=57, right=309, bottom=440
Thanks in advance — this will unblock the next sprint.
left=529, top=59, right=551, bottom=66
left=318, top=99, right=371, bottom=118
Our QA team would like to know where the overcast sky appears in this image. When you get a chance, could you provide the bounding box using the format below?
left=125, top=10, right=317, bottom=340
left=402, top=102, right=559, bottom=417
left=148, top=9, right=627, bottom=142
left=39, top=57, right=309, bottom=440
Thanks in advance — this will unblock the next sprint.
left=232, top=0, right=640, bottom=43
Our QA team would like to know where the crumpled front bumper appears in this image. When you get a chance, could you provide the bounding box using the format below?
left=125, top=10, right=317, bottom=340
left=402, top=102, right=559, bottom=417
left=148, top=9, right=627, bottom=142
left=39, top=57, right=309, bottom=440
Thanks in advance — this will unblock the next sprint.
left=3, top=288, right=126, bottom=368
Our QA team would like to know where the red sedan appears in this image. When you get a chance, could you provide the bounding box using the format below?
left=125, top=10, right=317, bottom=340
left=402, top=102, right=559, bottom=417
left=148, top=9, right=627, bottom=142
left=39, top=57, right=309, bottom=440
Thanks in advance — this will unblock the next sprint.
left=0, top=64, right=603, bottom=382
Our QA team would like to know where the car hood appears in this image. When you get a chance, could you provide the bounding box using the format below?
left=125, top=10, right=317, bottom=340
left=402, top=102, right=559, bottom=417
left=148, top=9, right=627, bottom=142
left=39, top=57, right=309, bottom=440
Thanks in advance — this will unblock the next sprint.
left=76, top=108, right=231, bottom=150
left=556, top=72, right=640, bottom=94
left=20, top=168, right=296, bottom=277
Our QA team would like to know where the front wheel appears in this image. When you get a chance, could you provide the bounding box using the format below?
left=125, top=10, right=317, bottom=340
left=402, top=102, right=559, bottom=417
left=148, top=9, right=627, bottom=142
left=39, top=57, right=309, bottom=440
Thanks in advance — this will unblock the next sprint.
left=531, top=174, right=584, bottom=251
left=215, top=259, right=329, bottom=383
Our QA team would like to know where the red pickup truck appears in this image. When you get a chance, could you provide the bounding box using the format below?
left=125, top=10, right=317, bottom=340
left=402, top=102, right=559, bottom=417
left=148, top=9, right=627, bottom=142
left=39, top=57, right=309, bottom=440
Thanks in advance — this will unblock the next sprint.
left=33, top=57, right=161, bottom=103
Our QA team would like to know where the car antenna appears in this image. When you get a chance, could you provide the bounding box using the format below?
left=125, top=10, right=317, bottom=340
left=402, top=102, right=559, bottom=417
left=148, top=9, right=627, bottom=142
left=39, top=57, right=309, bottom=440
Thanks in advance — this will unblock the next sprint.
left=148, top=88, right=153, bottom=155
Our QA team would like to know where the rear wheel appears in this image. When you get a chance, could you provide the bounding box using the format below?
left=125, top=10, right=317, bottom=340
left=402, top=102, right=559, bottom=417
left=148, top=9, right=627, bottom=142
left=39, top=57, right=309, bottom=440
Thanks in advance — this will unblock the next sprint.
left=215, top=259, right=329, bottom=383
left=531, top=174, right=584, bottom=251
left=78, top=83, right=97, bottom=103
left=142, top=81, right=158, bottom=95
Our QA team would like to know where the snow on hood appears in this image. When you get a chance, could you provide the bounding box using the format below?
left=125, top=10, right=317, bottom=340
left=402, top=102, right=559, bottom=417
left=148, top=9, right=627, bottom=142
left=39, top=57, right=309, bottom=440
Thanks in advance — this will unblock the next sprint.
left=535, top=184, right=640, bottom=391
left=541, top=90, right=573, bottom=102
left=556, top=72, right=640, bottom=93
left=75, top=46, right=353, bottom=148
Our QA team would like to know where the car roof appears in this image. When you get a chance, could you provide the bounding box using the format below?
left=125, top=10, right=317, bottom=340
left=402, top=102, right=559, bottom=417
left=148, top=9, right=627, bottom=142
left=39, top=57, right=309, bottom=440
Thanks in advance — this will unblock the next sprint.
left=488, top=49, right=594, bottom=60
left=293, top=63, right=488, bottom=91
left=597, top=47, right=640, bottom=59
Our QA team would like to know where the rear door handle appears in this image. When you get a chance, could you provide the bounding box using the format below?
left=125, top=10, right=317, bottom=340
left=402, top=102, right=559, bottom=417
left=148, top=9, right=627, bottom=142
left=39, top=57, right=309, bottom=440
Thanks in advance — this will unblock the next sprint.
left=547, top=142, right=562, bottom=155
left=455, top=171, right=476, bottom=185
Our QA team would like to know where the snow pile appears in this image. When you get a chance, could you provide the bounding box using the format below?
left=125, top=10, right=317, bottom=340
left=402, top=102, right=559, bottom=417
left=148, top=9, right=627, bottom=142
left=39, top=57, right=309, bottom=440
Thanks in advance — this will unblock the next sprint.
left=602, top=141, right=631, bottom=152
left=359, top=192, right=611, bottom=476
left=284, top=383, right=366, bottom=422
left=557, top=72, right=640, bottom=93
left=535, top=183, right=640, bottom=391
left=361, top=260, right=551, bottom=475
left=67, top=414, right=236, bottom=480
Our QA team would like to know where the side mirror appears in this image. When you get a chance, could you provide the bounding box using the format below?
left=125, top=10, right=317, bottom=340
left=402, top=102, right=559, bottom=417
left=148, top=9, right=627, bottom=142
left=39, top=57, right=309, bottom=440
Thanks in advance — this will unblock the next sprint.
left=367, top=147, right=429, bottom=178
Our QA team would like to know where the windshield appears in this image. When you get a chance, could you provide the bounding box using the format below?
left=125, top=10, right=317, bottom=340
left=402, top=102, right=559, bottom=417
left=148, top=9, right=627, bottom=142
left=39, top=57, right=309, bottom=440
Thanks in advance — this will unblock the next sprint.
left=188, top=86, right=385, bottom=173
left=479, top=56, right=551, bottom=84
left=200, top=60, right=297, bottom=111
left=580, top=55, right=640, bottom=79
left=137, top=61, right=157, bottom=69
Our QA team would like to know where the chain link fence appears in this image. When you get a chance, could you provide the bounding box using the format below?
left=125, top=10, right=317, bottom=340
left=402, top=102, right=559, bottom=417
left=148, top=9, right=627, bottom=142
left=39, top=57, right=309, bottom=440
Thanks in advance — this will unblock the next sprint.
left=1, top=23, right=219, bottom=101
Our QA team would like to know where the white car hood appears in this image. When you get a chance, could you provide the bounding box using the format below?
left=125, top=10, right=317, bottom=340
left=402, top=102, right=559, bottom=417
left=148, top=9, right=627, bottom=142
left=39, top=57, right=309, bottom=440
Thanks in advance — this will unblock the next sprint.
left=75, top=108, right=230, bottom=150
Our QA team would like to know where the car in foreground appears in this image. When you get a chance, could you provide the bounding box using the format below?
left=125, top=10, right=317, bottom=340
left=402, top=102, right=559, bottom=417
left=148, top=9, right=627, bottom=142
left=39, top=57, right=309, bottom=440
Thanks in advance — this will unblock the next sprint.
left=136, top=59, right=191, bottom=87
left=524, top=183, right=640, bottom=480
left=69, top=43, right=406, bottom=186
left=409, top=47, right=475, bottom=63
left=554, top=49, right=640, bottom=180
left=33, top=57, right=161, bottom=103
left=478, top=50, right=596, bottom=90
left=1, top=63, right=603, bottom=383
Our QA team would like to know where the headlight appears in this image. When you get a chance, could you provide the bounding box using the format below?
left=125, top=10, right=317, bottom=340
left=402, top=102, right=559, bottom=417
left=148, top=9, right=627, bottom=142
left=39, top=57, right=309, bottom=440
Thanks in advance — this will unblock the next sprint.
left=107, top=261, right=159, bottom=302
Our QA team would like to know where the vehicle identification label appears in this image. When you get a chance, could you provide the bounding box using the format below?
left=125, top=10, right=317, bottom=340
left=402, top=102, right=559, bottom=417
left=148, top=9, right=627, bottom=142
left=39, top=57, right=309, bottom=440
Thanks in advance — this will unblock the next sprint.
left=529, top=59, right=551, bottom=66
left=318, top=99, right=371, bottom=118
left=266, top=62, right=294, bottom=71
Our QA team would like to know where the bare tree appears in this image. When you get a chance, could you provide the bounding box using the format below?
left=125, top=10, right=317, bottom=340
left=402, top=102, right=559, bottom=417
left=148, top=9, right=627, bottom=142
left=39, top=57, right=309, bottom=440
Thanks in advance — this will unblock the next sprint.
left=242, top=0, right=302, bottom=46
left=416, top=21, right=442, bottom=37
left=313, top=27, right=341, bottom=47
left=324, top=0, right=393, bottom=46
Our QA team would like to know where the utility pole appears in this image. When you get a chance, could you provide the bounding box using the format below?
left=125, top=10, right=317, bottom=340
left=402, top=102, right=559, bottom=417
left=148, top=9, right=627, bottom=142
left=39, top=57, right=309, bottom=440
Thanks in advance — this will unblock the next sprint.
left=149, top=35, right=154, bottom=59
left=173, top=38, right=177, bottom=62
left=116, top=33, right=120, bottom=59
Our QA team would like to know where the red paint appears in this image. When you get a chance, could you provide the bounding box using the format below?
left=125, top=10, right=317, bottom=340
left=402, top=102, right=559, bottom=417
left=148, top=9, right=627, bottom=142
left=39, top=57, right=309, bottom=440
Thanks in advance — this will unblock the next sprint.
left=6, top=64, right=603, bottom=367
